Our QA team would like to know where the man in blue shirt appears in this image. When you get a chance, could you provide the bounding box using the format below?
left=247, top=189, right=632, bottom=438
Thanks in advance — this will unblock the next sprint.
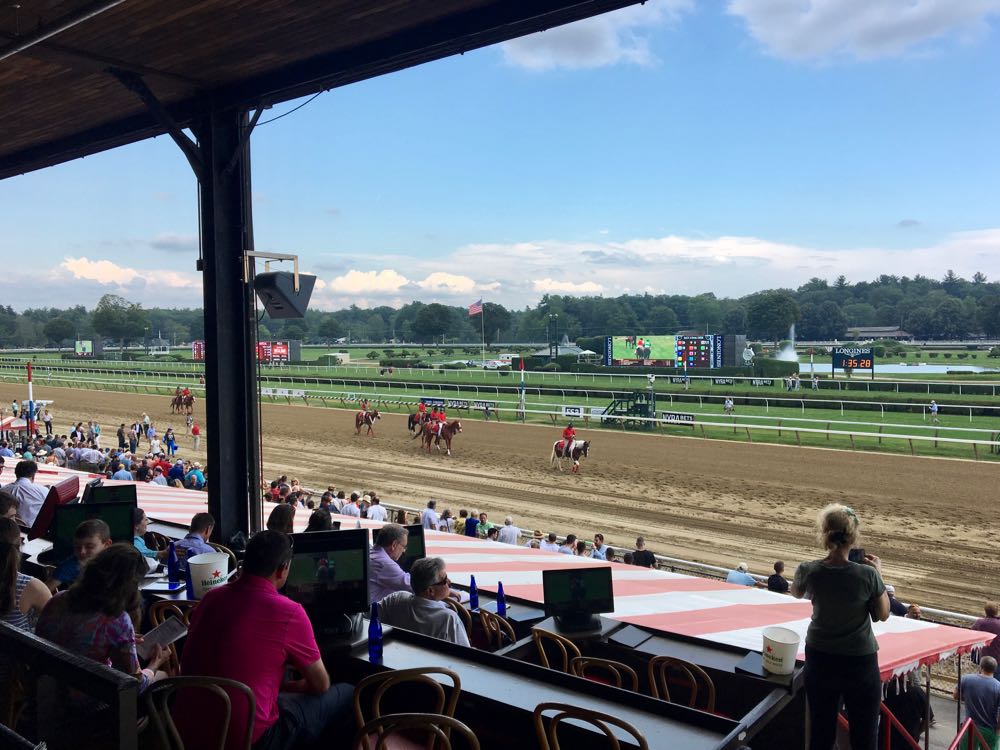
left=726, top=562, right=760, bottom=587
left=955, top=656, right=1000, bottom=748
left=111, top=462, right=134, bottom=481
left=185, top=462, right=206, bottom=490
left=168, top=459, right=186, bottom=484
left=176, top=512, right=216, bottom=559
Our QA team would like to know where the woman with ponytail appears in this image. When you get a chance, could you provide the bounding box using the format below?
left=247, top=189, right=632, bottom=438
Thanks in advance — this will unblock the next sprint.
left=792, top=504, right=890, bottom=750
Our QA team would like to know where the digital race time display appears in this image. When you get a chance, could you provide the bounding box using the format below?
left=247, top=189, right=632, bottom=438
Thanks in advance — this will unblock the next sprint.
left=832, top=347, right=875, bottom=371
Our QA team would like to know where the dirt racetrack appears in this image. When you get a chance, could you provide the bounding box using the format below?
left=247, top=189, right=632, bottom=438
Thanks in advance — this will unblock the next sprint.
left=5, top=384, right=998, bottom=615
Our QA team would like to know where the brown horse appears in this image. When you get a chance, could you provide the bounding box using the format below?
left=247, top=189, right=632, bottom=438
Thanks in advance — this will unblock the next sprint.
left=355, top=409, right=381, bottom=436
left=169, top=393, right=195, bottom=415
left=421, top=419, right=462, bottom=456
left=407, top=412, right=429, bottom=434
left=550, top=439, right=590, bottom=473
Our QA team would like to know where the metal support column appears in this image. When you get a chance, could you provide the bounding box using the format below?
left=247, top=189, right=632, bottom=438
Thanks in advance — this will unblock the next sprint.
left=193, top=107, right=261, bottom=541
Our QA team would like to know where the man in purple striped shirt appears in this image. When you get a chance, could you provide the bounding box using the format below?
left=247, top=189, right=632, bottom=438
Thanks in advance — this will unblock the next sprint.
left=368, top=524, right=411, bottom=604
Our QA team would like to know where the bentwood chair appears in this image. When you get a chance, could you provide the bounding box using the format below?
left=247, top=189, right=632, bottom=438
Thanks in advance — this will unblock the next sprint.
left=532, top=628, right=581, bottom=673
left=148, top=599, right=199, bottom=676
left=353, top=713, right=480, bottom=750
left=354, top=668, right=462, bottom=750
left=442, top=597, right=473, bottom=642
left=478, top=609, right=516, bottom=651
left=570, top=656, right=639, bottom=691
left=143, top=675, right=255, bottom=750
left=647, top=655, right=716, bottom=712
left=533, top=702, right=650, bottom=750
left=207, top=542, right=238, bottom=572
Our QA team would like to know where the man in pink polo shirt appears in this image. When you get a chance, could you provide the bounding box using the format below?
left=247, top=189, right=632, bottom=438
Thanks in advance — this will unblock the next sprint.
left=178, top=531, right=351, bottom=749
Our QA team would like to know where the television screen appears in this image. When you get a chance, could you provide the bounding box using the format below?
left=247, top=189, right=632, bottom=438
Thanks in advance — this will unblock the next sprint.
left=542, top=566, right=615, bottom=619
left=398, top=524, right=426, bottom=573
left=83, top=483, right=137, bottom=506
left=605, top=335, right=677, bottom=366
left=51, top=500, right=136, bottom=559
left=286, top=529, right=369, bottom=618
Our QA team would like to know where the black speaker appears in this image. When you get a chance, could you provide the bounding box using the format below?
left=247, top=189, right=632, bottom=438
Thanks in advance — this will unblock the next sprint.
left=254, top=272, right=316, bottom=319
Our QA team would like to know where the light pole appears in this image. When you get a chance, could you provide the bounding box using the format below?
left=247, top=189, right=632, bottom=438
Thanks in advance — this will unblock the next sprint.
left=143, top=326, right=149, bottom=355
left=548, top=314, right=559, bottom=359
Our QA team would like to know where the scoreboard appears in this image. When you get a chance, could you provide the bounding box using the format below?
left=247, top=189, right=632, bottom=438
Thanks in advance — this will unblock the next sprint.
left=675, top=336, right=712, bottom=368
left=832, top=347, right=875, bottom=376
left=256, top=340, right=297, bottom=363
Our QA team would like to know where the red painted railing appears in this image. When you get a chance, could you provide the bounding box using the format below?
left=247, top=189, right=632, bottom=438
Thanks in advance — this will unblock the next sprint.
left=836, top=704, right=923, bottom=750
left=947, top=718, right=991, bottom=750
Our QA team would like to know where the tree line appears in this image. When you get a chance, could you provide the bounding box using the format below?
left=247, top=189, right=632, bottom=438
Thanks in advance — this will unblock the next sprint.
left=1, top=271, right=998, bottom=349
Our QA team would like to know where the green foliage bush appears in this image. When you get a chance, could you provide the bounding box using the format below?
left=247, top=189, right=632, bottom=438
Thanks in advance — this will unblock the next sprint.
left=957, top=353, right=968, bottom=359
left=438, top=362, right=467, bottom=369
left=539, top=362, right=561, bottom=371
left=989, top=347, right=1000, bottom=358
left=943, top=353, right=952, bottom=359
left=366, top=351, right=380, bottom=360
left=929, top=352, right=938, bottom=358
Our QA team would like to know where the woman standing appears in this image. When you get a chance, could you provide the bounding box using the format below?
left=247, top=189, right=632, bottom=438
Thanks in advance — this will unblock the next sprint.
left=163, top=428, right=177, bottom=457
left=792, top=504, right=889, bottom=750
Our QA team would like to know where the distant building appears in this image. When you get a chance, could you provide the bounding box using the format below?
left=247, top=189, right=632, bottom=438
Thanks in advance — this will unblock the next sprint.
left=846, top=326, right=913, bottom=341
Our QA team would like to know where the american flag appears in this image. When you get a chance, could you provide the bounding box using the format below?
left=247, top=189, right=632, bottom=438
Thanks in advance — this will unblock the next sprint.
left=468, top=299, right=483, bottom=316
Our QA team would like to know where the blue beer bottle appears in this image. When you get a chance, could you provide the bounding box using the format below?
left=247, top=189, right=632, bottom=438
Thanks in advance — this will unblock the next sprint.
left=469, top=575, right=479, bottom=611
left=496, top=581, right=507, bottom=618
left=368, top=602, right=383, bottom=664
left=166, top=542, right=180, bottom=584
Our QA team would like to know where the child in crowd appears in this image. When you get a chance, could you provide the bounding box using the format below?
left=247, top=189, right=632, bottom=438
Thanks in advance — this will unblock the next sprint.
left=48, top=519, right=112, bottom=592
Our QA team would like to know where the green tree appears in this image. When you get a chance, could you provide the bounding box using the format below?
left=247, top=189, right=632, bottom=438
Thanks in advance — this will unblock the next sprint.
left=905, top=308, right=934, bottom=339
left=365, top=315, right=385, bottom=343
left=931, top=298, right=967, bottom=339
left=43, top=317, right=75, bottom=348
left=412, top=303, right=451, bottom=343
left=481, top=303, right=512, bottom=344
left=817, top=300, right=848, bottom=340
left=979, top=296, right=1000, bottom=337
left=649, top=305, right=680, bottom=334
left=721, top=306, right=746, bottom=334
left=91, top=294, right=149, bottom=350
left=686, top=295, right=722, bottom=333
left=746, top=291, right=800, bottom=343
left=282, top=320, right=309, bottom=341
left=316, top=316, right=343, bottom=343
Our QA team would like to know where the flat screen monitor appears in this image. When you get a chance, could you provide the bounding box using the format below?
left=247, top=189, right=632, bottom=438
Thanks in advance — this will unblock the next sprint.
left=50, top=500, right=136, bottom=559
left=83, top=482, right=137, bottom=506
left=286, top=529, right=370, bottom=628
left=399, top=524, right=426, bottom=573
left=542, top=565, right=615, bottom=630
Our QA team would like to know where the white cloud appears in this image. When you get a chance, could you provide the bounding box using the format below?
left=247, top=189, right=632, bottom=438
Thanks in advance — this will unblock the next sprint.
left=60, top=257, right=198, bottom=290
left=727, top=0, right=1000, bottom=61
left=501, top=0, right=692, bottom=71
left=533, top=278, right=605, bottom=294
left=327, top=269, right=410, bottom=294
left=416, top=272, right=478, bottom=294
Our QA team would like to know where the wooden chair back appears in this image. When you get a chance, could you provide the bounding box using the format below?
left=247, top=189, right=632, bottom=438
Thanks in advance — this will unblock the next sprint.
left=353, top=713, right=480, bottom=750
left=647, top=655, right=716, bottom=712
left=570, top=656, right=639, bottom=691
left=442, top=597, right=473, bottom=642
left=143, top=675, right=255, bottom=750
left=148, top=600, right=199, bottom=676
left=478, top=609, right=516, bottom=651
left=354, top=668, right=462, bottom=750
left=533, top=702, right=649, bottom=750
left=532, top=629, right=581, bottom=672
left=207, top=542, right=238, bottom=572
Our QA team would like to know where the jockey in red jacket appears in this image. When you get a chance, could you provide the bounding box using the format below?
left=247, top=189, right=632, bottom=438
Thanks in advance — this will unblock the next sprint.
left=562, top=423, right=577, bottom=457
left=418, top=401, right=427, bottom=421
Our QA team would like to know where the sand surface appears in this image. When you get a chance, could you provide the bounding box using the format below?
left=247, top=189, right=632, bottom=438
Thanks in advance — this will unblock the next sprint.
left=5, top=384, right=997, bottom=615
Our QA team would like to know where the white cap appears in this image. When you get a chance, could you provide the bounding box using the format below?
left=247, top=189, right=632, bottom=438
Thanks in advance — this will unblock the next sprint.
left=737, top=562, right=749, bottom=573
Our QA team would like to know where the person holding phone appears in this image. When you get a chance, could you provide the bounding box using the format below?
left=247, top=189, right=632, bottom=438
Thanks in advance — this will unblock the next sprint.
left=792, top=504, right=889, bottom=750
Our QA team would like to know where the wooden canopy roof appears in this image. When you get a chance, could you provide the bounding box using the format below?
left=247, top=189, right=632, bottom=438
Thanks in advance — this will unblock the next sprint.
left=0, top=0, right=639, bottom=180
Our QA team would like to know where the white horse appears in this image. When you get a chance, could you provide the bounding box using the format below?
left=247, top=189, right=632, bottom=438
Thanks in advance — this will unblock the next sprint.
left=550, top=440, right=590, bottom=473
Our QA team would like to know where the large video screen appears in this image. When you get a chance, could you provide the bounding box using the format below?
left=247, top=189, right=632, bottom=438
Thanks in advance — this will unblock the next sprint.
left=606, top=335, right=677, bottom=366
left=74, top=340, right=94, bottom=357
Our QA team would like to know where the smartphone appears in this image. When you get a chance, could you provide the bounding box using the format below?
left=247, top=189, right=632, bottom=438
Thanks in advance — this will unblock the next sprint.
left=848, top=548, right=866, bottom=564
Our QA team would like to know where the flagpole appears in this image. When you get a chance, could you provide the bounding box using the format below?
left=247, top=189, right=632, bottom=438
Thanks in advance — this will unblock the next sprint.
left=480, top=304, right=486, bottom=366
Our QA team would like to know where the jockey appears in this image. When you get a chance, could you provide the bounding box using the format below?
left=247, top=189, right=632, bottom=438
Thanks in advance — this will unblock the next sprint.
left=418, top=401, right=427, bottom=421
left=562, top=423, right=577, bottom=457
left=182, top=387, right=190, bottom=398
left=175, top=386, right=182, bottom=397
left=360, top=398, right=369, bottom=413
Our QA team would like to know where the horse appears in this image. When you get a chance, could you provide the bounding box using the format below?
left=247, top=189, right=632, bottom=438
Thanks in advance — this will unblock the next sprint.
left=407, top=412, right=429, bottom=434
left=355, top=409, right=381, bottom=436
left=421, top=419, right=462, bottom=456
left=550, top=439, right=590, bottom=473
left=182, top=394, right=195, bottom=415
left=170, top=394, right=184, bottom=414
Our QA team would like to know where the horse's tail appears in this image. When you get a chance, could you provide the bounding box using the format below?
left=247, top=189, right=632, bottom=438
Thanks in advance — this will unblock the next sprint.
left=549, top=443, right=557, bottom=465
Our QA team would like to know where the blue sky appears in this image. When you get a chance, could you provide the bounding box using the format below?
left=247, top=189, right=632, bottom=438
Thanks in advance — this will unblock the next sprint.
left=3, top=0, right=999, bottom=310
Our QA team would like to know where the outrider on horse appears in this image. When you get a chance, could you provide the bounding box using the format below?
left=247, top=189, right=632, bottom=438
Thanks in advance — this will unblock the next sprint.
left=413, top=419, right=462, bottom=456
left=355, top=409, right=381, bottom=436
left=550, top=439, right=591, bottom=473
